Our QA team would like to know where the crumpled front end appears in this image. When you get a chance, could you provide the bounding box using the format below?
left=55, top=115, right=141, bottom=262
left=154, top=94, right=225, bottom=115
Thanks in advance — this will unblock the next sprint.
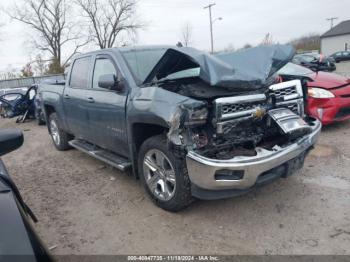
left=164, top=79, right=321, bottom=199
left=129, top=44, right=321, bottom=199
left=186, top=118, right=320, bottom=199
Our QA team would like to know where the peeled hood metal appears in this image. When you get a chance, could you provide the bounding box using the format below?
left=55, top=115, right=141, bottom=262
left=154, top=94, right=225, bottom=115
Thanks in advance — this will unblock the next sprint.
left=143, top=44, right=295, bottom=90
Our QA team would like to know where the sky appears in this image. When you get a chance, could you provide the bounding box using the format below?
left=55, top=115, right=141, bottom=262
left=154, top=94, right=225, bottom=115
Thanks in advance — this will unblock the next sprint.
left=0, top=0, right=349, bottom=72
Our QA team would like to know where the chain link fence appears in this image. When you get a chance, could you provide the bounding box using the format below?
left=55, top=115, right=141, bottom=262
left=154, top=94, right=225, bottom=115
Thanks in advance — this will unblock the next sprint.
left=0, top=74, right=65, bottom=90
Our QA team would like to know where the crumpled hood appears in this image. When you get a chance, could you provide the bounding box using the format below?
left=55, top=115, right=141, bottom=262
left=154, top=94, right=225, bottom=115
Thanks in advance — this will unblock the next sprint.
left=307, top=71, right=350, bottom=89
left=143, top=44, right=295, bottom=90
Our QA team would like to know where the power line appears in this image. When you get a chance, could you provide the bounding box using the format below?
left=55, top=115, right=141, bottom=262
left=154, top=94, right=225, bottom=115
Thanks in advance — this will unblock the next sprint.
left=204, top=3, right=222, bottom=53
left=326, top=17, right=338, bottom=29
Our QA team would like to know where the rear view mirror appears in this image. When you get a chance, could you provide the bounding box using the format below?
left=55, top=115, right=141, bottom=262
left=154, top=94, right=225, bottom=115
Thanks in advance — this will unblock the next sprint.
left=98, top=74, right=121, bottom=91
left=0, top=129, right=24, bottom=156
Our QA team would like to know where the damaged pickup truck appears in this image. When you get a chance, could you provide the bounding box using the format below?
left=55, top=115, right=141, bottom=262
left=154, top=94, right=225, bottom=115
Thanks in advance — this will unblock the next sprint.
left=39, top=44, right=321, bottom=211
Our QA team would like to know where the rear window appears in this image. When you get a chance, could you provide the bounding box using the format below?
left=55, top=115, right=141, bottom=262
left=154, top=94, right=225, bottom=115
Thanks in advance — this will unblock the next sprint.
left=70, top=56, right=91, bottom=88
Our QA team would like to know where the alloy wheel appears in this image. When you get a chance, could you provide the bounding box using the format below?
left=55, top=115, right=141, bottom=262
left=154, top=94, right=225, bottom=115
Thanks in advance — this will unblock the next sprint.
left=143, top=149, right=176, bottom=201
left=50, top=119, right=60, bottom=146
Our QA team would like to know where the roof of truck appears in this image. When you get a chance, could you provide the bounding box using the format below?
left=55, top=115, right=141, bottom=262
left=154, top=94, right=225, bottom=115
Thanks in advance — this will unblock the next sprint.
left=76, top=45, right=175, bottom=57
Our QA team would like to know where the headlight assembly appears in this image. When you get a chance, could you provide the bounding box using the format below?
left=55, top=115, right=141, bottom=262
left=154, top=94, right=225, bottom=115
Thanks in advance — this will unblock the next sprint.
left=308, top=88, right=335, bottom=98
left=186, top=107, right=208, bottom=126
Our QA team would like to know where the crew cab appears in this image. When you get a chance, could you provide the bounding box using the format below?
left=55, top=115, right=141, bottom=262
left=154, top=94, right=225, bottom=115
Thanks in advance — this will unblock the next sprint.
left=39, top=45, right=321, bottom=211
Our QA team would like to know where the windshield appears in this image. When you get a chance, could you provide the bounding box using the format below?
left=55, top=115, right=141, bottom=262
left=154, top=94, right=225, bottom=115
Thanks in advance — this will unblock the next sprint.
left=278, top=62, right=313, bottom=76
left=121, top=48, right=166, bottom=85
left=160, top=68, right=200, bottom=81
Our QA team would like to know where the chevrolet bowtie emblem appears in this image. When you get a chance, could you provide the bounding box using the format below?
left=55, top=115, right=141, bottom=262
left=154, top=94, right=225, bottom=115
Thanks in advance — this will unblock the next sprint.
left=253, top=107, right=266, bottom=119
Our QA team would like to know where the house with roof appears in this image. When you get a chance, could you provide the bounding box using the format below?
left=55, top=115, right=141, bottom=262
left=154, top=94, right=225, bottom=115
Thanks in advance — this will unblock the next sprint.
left=321, top=20, right=350, bottom=56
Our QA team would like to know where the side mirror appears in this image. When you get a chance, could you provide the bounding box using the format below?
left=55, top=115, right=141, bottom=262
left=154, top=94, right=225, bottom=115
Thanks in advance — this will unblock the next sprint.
left=0, top=129, right=24, bottom=156
left=98, top=74, right=121, bottom=91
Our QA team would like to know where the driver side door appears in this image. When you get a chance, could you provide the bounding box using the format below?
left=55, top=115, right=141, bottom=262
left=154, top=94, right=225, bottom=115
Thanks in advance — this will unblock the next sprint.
left=84, top=54, right=129, bottom=157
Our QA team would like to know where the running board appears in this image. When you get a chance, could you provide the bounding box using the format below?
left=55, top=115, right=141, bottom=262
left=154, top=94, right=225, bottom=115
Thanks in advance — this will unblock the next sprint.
left=69, top=139, right=131, bottom=171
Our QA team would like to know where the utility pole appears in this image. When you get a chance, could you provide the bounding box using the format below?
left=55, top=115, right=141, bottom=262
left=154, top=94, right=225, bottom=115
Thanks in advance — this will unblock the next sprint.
left=204, top=3, right=215, bottom=53
left=326, top=17, right=338, bottom=29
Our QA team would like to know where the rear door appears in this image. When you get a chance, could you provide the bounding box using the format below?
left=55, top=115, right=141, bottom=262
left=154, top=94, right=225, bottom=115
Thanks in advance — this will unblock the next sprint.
left=84, top=54, right=129, bottom=157
left=334, top=52, right=342, bottom=62
left=343, top=51, right=350, bottom=61
left=63, top=56, right=92, bottom=140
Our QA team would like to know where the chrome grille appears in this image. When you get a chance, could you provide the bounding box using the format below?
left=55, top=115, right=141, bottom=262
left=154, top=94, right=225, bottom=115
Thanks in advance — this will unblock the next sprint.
left=214, top=94, right=267, bottom=120
left=221, top=102, right=264, bottom=115
left=285, top=103, right=299, bottom=114
left=271, top=86, right=298, bottom=100
left=269, top=80, right=304, bottom=116
left=214, top=80, right=304, bottom=124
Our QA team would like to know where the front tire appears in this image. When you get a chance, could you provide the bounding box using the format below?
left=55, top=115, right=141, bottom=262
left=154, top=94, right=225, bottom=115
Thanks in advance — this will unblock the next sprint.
left=138, top=135, right=193, bottom=212
left=48, top=113, right=71, bottom=151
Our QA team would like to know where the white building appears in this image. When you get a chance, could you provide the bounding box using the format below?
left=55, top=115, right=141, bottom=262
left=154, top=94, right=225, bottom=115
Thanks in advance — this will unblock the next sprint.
left=321, top=20, right=350, bottom=56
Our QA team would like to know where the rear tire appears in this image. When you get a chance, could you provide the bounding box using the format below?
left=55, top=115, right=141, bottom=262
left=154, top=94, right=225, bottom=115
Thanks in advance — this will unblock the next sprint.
left=138, top=134, right=193, bottom=212
left=48, top=113, right=71, bottom=151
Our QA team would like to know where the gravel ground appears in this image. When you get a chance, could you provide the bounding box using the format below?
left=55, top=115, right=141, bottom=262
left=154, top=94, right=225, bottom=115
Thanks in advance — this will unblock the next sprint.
left=335, top=61, right=350, bottom=77
left=1, top=65, right=350, bottom=256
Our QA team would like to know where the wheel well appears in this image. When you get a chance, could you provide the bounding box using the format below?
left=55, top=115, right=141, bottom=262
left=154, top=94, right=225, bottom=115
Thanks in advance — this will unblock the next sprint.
left=132, top=123, right=168, bottom=153
left=131, top=123, right=168, bottom=178
left=44, top=104, right=55, bottom=117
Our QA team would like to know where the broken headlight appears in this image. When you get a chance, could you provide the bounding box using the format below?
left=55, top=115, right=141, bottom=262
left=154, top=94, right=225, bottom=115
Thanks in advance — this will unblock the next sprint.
left=268, top=108, right=312, bottom=140
left=185, top=107, right=208, bottom=126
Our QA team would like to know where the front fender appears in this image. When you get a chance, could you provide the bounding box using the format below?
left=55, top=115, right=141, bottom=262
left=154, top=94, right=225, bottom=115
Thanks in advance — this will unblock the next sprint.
left=126, top=86, right=206, bottom=176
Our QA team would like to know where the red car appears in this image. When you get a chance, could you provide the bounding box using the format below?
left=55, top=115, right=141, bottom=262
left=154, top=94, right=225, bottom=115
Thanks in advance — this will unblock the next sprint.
left=279, top=63, right=350, bottom=125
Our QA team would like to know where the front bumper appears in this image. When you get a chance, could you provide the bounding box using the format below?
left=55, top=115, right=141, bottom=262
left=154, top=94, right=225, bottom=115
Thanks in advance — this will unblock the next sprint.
left=186, top=118, right=321, bottom=198
left=307, top=96, right=350, bottom=125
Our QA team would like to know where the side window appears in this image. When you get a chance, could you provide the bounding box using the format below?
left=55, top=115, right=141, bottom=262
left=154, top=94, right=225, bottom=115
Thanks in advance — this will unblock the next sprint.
left=336, top=52, right=342, bottom=57
left=70, top=57, right=91, bottom=88
left=92, top=58, right=117, bottom=89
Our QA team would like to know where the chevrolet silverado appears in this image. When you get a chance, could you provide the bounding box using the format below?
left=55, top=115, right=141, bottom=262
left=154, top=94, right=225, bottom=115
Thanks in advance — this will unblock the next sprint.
left=39, top=45, right=321, bottom=211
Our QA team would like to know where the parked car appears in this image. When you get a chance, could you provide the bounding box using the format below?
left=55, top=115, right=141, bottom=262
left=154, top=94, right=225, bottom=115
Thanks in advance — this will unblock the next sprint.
left=278, top=62, right=350, bottom=125
left=38, top=45, right=321, bottom=211
left=0, top=87, right=28, bottom=109
left=292, top=53, right=336, bottom=72
left=330, top=51, right=350, bottom=63
left=0, top=129, right=51, bottom=261
left=0, top=85, right=37, bottom=123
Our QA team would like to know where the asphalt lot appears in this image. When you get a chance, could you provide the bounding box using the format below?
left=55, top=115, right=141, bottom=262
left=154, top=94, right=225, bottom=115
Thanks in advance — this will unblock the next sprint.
left=1, top=63, right=350, bottom=255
